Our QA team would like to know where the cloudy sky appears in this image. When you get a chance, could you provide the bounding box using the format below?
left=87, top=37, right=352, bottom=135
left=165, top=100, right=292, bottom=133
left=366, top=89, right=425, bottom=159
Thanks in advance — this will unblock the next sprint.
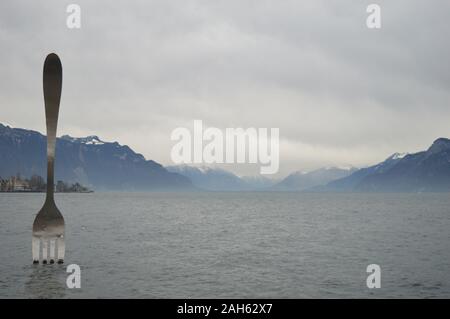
left=1, top=0, right=449, bottom=177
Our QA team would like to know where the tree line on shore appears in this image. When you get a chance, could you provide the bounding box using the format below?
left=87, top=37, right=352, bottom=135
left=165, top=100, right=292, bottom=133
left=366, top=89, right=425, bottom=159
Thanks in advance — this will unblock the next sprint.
left=0, top=174, right=92, bottom=193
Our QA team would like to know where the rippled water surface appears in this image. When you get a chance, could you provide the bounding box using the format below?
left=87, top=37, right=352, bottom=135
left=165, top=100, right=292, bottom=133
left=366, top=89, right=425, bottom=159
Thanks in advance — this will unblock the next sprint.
left=1, top=192, right=449, bottom=298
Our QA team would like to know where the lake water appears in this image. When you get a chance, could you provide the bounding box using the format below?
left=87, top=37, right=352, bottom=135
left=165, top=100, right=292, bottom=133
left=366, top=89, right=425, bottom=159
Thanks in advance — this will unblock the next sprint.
left=0, top=192, right=449, bottom=298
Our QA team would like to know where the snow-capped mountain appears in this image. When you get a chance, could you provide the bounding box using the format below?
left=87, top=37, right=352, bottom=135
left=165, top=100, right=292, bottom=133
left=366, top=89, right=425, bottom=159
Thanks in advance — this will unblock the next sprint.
left=320, top=153, right=407, bottom=191
left=166, top=165, right=278, bottom=191
left=0, top=123, right=193, bottom=191
left=321, top=138, right=450, bottom=192
left=60, top=135, right=105, bottom=145
left=272, top=167, right=357, bottom=191
left=166, top=165, right=248, bottom=191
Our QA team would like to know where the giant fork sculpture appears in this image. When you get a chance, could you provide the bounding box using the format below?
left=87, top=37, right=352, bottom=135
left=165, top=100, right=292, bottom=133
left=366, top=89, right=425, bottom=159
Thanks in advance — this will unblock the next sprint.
left=32, top=53, right=65, bottom=264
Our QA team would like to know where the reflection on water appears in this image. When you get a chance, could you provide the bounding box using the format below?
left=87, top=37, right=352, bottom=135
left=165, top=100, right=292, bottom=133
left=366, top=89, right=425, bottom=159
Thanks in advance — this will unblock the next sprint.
left=24, top=265, right=67, bottom=298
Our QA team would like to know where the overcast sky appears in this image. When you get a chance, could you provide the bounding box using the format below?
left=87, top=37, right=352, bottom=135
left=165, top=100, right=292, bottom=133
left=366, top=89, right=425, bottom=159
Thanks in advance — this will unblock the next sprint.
left=1, top=0, right=449, bottom=177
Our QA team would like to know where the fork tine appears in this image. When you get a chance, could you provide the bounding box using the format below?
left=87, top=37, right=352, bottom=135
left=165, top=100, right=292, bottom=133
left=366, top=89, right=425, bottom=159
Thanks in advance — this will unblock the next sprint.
left=32, top=236, right=40, bottom=264
left=49, top=239, right=56, bottom=264
left=42, top=239, right=48, bottom=264
left=57, top=236, right=65, bottom=264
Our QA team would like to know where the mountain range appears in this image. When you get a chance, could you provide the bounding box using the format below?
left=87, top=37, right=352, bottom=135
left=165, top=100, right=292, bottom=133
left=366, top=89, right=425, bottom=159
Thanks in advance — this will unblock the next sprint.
left=316, top=138, right=450, bottom=192
left=169, top=139, right=450, bottom=192
left=166, top=165, right=277, bottom=191
left=272, top=167, right=357, bottom=191
left=0, top=123, right=192, bottom=191
left=2, top=123, right=450, bottom=192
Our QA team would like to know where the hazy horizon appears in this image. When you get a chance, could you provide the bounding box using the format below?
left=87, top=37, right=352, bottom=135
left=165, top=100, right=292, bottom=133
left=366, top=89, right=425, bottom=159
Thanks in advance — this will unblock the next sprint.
left=4, top=120, right=442, bottom=180
left=1, top=0, right=449, bottom=177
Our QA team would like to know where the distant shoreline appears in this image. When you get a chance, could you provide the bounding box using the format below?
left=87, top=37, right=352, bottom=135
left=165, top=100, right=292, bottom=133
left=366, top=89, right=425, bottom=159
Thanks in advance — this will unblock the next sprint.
left=0, top=190, right=94, bottom=193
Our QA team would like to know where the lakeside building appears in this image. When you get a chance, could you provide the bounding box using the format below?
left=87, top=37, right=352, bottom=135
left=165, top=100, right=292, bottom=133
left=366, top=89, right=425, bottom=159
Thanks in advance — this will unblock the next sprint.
left=0, top=174, right=90, bottom=193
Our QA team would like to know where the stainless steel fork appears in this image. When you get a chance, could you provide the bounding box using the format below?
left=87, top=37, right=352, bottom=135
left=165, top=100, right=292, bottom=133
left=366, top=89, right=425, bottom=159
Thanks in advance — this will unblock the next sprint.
left=32, top=53, right=65, bottom=264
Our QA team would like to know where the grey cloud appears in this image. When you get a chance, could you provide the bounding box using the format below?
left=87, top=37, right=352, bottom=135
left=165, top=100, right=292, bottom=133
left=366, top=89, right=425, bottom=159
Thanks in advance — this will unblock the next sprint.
left=0, top=0, right=449, bottom=176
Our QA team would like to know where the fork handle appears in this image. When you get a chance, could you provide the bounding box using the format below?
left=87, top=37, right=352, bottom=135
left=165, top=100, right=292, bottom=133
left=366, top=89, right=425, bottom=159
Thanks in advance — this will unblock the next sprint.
left=43, top=53, right=62, bottom=201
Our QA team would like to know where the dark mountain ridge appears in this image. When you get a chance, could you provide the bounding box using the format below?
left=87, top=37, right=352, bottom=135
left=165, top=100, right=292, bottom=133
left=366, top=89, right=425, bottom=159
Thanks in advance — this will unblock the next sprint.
left=0, top=123, right=193, bottom=191
left=320, top=138, right=450, bottom=192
